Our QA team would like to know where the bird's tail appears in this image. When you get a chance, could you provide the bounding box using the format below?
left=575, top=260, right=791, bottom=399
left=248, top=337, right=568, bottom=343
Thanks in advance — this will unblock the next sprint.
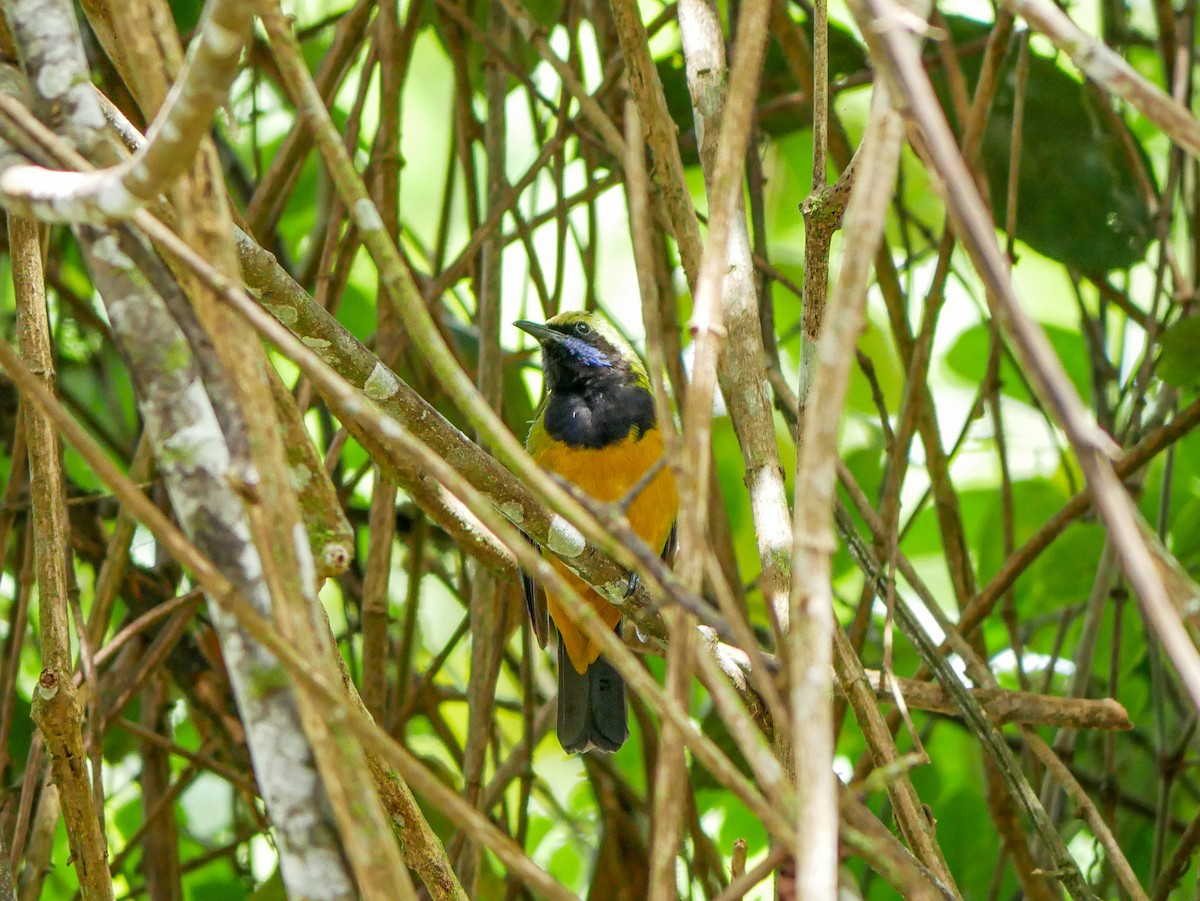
left=556, top=631, right=628, bottom=754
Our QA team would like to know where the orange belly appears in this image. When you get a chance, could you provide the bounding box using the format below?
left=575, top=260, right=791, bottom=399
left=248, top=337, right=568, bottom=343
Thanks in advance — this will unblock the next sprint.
left=531, top=426, right=677, bottom=673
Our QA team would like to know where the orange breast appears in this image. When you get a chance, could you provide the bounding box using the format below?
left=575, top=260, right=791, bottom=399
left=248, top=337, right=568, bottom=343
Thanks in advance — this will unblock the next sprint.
left=531, top=425, right=677, bottom=672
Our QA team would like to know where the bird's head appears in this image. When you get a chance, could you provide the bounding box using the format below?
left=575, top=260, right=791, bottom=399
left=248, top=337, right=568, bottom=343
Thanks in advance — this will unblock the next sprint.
left=515, top=312, right=650, bottom=393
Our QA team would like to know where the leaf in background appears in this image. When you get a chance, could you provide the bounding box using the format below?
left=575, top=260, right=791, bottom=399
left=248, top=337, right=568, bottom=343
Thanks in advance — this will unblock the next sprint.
left=690, top=709, right=754, bottom=792
left=167, top=0, right=202, bottom=34
left=910, top=727, right=1013, bottom=896
left=945, top=321, right=1091, bottom=405
left=847, top=318, right=905, bottom=414
left=1163, top=493, right=1200, bottom=575
left=425, top=0, right=560, bottom=97
left=937, top=17, right=1155, bottom=273
left=5, top=692, right=33, bottom=778
left=657, top=18, right=867, bottom=164
left=976, top=479, right=1107, bottom=630
left=430, top=317, right=540, bottom=439
left=708, top=792, right=769, bottom=877
left=1157, top=315, right=1200, bottom=390
left=695, top=11, right=1156, bottom=272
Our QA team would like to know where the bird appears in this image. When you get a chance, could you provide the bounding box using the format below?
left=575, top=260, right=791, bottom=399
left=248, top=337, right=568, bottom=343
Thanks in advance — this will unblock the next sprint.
left=515, top=311, right=677, bottom=753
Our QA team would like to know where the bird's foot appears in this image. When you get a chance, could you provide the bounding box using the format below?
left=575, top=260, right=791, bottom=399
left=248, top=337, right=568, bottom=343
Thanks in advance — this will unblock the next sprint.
left=623, top=570, right=640, bottom=598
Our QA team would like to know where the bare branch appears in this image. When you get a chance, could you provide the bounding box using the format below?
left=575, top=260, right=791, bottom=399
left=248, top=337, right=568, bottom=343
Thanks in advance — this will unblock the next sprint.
left=0, top=0, right=253, bottom=221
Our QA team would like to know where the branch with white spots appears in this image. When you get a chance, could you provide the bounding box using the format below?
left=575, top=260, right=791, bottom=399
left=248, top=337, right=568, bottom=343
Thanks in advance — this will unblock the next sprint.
left=0, top=4, right=363, bottom=895
left=0, top=0, right=251, bottom=222
left=677, top=0, right=795, bottom=661
left=76, top=224, right=361, bottom=901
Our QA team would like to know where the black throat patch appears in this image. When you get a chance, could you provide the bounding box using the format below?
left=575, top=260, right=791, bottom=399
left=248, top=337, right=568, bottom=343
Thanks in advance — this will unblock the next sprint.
left=542, top=374, right=657, bottom=449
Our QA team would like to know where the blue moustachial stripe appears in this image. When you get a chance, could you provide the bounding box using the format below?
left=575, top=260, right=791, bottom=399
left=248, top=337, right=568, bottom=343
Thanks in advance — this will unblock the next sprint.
left=558, top=334, right=613, bottom=368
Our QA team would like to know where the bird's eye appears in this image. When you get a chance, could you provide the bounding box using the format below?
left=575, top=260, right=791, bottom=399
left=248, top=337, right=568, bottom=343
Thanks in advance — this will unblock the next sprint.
left=575, top=321, right=591, bottom=336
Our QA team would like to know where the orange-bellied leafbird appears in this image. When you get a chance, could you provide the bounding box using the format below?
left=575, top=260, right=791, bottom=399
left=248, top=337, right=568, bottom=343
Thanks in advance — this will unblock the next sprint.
left=516, top=312, right=677, bottom=753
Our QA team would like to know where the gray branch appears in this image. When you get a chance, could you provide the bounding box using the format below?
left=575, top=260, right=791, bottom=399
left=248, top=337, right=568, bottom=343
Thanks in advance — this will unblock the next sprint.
left=0, top=1, right=358, bottom=896
left=0, top=0, right=251, bottom=221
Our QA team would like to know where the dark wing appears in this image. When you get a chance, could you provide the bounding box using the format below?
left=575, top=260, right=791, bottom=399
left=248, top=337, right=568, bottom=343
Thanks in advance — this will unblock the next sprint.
left=522, top=532, right=550, bottom=648
left=661, top=522, right=677, bottom=563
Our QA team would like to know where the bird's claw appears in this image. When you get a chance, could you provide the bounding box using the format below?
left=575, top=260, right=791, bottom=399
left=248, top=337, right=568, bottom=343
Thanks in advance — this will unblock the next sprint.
left=624, top=570, right=640, bottom=598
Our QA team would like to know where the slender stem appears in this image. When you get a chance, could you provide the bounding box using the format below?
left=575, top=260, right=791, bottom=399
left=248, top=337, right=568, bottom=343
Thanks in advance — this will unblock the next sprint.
left=790, top=83, right=905, bottom=899
left=13, top=212, right=113, bottom=901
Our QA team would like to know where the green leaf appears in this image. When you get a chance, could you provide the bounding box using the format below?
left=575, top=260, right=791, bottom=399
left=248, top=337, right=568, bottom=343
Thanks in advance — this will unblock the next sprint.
left=945, top=321, right=1091, bottom=405
left=691, top=709, right=753, bottom=791
left=847, top=318, right=905, bottom=414
left=706, top=12, right=1156, bottom=272
left=1158, top=315, right=1200, bottom=390
left=657, top=16, right=867, bottom=165
left=167, top=0, right=203, bottom=33
left=936, top=17, right=1155, bottom=273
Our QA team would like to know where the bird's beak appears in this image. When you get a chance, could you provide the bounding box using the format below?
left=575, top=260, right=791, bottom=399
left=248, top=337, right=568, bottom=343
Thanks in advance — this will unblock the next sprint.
left=514, top=320, right=559, bottom=344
